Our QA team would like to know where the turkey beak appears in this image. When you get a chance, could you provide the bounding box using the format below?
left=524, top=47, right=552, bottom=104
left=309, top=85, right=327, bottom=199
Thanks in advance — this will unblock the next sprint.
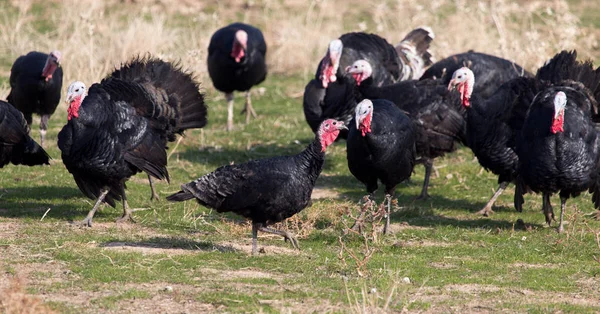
left=66, top=93, right=74, bottom=103
left=448, top=79, right=457, bottom=91
left=337, top=121, right=348, bottom=130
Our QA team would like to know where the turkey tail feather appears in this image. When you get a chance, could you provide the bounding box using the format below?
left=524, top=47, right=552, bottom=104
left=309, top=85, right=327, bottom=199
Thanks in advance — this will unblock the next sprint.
left=396, top=27, right=435, bottom=80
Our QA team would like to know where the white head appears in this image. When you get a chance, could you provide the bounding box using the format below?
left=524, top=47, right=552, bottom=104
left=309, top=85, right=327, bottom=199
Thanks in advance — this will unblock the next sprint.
left=355, top=99, right=374, bottom=136
left=448, top=67, right=474, bottom=107
left=66, top=81, right=87, bottom=120
left=551, top=91, right=567, bottom=134
left=346, top=60, right=373, bottom=86
left=319, top=39, right=343, bottom=88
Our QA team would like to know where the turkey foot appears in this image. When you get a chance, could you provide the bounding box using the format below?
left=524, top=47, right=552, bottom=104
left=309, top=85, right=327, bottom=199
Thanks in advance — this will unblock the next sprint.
left=74, top=188, right=109, bottom=228
left=557, top=197, right=567, bottom=233
left=260, top=226, right=299, bottom=250
left=240, top=90, right=257, bottom=124
left=116, top=190, right=136, bottom=224
left=476, top=182, right=508, bottom=216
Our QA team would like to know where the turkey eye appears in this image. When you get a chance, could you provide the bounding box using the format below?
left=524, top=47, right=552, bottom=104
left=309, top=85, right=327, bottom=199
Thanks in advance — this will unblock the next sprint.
left=332, top=121, right=337, bottom=125
left=325, top=124, right=330, bottom=128
left=75, top=89, right=79, bottom=92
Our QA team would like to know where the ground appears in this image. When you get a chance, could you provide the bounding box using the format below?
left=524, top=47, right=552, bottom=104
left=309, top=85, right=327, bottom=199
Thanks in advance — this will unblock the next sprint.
left=1, top=0, right=600, bottom=313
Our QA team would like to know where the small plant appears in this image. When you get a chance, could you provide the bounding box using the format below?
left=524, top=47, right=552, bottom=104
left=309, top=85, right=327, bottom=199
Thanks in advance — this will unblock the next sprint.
left=338, top=196, right=390, bottom=277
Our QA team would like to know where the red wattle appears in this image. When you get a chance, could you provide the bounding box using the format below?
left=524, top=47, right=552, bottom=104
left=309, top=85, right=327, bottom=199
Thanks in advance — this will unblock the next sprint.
left=68, top=97, right=82, bottom=120
left=320, top=130, right=340, bottom=152
left=359, top=114, right=372, bottom=136
left=231, top=42, right=245, bottom=63
left=551, top=113, right=564, bottom=134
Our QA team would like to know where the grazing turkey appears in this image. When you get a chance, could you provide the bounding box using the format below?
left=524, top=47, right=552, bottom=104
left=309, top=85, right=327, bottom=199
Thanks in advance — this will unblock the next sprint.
left=515, top=85, right=600, bottom=232
left=167, top=119, right=347, bottom=255
left=207, top=23, right=267, bottom=131
left=448, top=51, right=600, bottom=217
left=347, top=99, right=416, bottom=233
left=421, top=51, right=531, bottom=99
left=7, top=50, right=63, bottom=146
left=304, top=27, right=434, bottom=137
left=0, top=100, right=50, bottom=168
left=347, top=59, right=465, bottom=199
left=58, top=57, right=207, bottom=227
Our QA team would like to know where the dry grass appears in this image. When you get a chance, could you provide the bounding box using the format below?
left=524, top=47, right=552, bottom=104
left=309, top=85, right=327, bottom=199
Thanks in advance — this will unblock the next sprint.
left=0, top=0, right=596, bottom=101
left=0, top=277, right=55, bottom=314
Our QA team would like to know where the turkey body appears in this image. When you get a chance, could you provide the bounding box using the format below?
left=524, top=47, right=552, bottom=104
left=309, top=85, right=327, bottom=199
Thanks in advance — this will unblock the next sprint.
left=516, top=85, right=600, bottom=232
left=167, top=119, right=346, bottom=254
left=0, top=100, right=49, bottom=168
left=58, top=57, right=207, bottom=226
left=421, top=51, right=531, bottom=99
left=207, top=22, right=267, bottom=130
left=7, top=51, right=63, bottom=146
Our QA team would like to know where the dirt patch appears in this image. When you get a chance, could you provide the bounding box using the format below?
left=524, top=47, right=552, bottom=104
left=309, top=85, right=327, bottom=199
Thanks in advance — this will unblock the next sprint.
left=511, top=262, right=562, bottom=269
left=429, top=262, right=459, bottom=269
left=0, top=277, right=56, bottom=314
left=311, top=187, right=340, bottom=200
left=0, top=220, right=21, bottom=240
left=200, top=268, right=281, bottom=280
left=217, top=240, right=303, bottom=256
left=115, top=294, right=218, bottom=314
left=385, top=222, right=432, bottom=234
left=101, top=242, right=195, bottom=255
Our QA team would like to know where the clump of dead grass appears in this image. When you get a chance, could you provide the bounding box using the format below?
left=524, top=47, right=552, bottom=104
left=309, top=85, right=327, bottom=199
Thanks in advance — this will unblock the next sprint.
left=0, top=277, right=55, bottom=314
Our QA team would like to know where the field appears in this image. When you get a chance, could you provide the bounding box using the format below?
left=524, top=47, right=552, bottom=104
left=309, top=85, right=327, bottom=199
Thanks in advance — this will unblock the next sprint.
left=1, top=0, right=600, bottom=313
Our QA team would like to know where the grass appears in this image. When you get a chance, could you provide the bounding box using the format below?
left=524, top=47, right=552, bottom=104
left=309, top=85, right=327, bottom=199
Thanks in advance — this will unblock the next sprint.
left=0, top=0, right=600, bottom=313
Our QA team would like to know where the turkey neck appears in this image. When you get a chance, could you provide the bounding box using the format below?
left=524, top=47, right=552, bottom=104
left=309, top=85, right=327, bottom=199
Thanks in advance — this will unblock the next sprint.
left=296, top=136, right=327, bottom=185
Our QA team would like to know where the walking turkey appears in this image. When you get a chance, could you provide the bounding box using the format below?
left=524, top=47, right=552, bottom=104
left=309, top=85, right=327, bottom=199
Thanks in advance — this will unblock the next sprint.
left=0, top=100, right=50, bottom=168
left=347, top=99, right=416, bottom=233
left=448, top=51, right=599, bottom=217
left=58, top=57, right=207, bottom=227
left=304, top=27, right=434, bottom=137
left=421, top=50, right=531, bottom=99
left=207, top=22, right=267, bottom=131
left=7, top=50, right=63, bottom=147
left=167, top=119, right=347, bottom=255
left=346, top=59, right=465, bottom=199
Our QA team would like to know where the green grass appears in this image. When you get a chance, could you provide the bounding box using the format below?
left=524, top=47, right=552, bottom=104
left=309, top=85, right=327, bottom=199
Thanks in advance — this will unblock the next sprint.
left=1, top=72, right=600, bottom=312
left=1, top=0, right=600, bottom=312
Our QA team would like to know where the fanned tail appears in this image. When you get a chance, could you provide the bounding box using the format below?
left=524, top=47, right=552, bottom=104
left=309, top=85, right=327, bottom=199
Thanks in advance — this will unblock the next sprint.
left=396, top=26, right=435, bottom=80
left=108, top=56, right=208, bottom=140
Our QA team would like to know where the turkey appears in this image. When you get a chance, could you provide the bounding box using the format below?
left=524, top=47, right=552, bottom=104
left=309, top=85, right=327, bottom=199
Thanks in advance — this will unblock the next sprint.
left=514, top=52, right=600, bottom=231
left=515, top=85, right=600, bottom=232
left=7, top=50, right=63, bottom=147
left=448, top=51, right=599, bottom=217
left=347, top=59, right=465, bottom=199
left=58, top=57, right=207, bottom=227
left=421, top=51, right=531, bottom=99
left=304, top=27, right=434, bottom=137
left=0, top=100, right=50, bottom=168
left=167, top=119, right=346, bottom=255
left=207, top=23, right=267, bottom=131
left=347, top=99, right=415, bottom=233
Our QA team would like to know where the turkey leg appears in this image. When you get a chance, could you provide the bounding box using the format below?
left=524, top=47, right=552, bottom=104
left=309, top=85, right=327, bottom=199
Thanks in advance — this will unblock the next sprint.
left=476, top=181, right=509, bottom=216
left=542, top=193, right=554, bottom=226
left=40, top=114, right=50, bottom=147
left=147, top=175, right=160, bottom=201
left=383, top=193, right=393, bottom=235
left=416, top=158, right=433, bottom=200
left=558, top=197, right=567, bottom=233
left=226, top=92, right=234, bottom=131
left=77, top=188, right=109, bottom=227
left=116, top=183, right=136, bottom=224
left=241, top=90, right=257, bottom=124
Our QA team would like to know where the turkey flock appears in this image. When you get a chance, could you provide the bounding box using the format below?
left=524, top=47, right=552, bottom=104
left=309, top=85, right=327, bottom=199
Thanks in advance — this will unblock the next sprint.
left=2, top=21, right=600, bottom=254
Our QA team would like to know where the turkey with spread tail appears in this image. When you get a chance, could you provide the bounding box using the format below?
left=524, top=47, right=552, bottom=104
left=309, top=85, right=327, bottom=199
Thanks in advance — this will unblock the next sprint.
left=58, top=57, right=207, bottom=227
left=167, top=119, right=346, bottom=255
